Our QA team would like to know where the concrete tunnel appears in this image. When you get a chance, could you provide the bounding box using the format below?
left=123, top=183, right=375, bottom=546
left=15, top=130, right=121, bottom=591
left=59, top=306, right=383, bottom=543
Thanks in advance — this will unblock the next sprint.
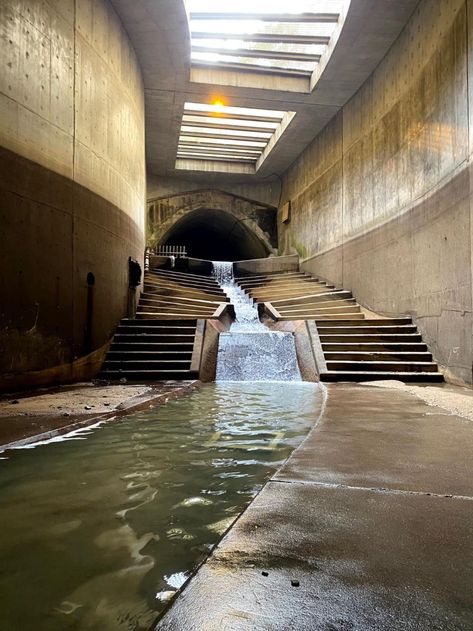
left=160, top=208, right=270, bottom=261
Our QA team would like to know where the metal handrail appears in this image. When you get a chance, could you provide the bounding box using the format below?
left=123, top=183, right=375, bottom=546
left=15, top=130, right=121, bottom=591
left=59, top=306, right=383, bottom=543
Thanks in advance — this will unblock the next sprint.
left=144, top=246, right=187, bottom=271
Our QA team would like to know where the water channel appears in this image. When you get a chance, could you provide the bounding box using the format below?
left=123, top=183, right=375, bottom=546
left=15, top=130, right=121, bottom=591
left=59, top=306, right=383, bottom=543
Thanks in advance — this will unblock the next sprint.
left=213, top=262, right=302, bottom=382
left=0, top=382, right=322, bottom=630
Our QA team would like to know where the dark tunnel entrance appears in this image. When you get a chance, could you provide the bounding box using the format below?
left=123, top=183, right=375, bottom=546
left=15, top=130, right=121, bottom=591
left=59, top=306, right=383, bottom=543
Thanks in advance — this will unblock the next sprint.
left=161, top=208, right=270, bottom=261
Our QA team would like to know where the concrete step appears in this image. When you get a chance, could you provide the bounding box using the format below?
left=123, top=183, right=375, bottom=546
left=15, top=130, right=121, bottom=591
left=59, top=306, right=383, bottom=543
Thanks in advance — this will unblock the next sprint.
left=148, top=272, right=220, bottom=291
left=115, top=334, right=195, bottom=343
left=278, top=305, right=360, bottom=315
left=135, top=313, right=206, bottom=320
left=271, top=290, right=353, bottom=307
left=145, top=280, right=225, bottom=298
left=106, top=351, right=193, bottom=360
left=148, top=269, right=214, bottom=282
left=251, top=288, right=336, bottom=300
left=116, top=325, right=196, bottom=335
left=324, top=351, right=433, bottom=361
left=279, top=311, right=365, bottom=322
left=320, top=371, right=444, bottom=382
left=148, top=268, right=217, bottom=282
left=325, top=361, right=439, bottom=372
left=319, top=334, right=423, bottom=343
left=119, top=318, right=197, bottom=327
left=137, top=303, right=216, bottom=314
left=99, top=370, right=198, bottom=381
left=102, top=360, right=192, bottom=370
left=140, top=296, right=221, bottom=308
left=110, top=342, right=194, bottom=352
left=235, top=272, right=308, bottom=281
left=143, top=288, right=229, bottom=302
left=317, top=325, right=417, bottom=334
left=322, top=342, right=428, bottom=352
left=239, top=278, right=321, bottom=289
left=136, top=311, right=213, bottom=320
left=316, top=318, right=412, bottom=326
left=248, top=282, right=332, bottom=294
left=276, top=298, right=356, bottom=311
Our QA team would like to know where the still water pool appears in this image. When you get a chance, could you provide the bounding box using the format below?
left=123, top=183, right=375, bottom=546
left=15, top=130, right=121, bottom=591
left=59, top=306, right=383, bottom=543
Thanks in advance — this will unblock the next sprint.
left=0, top=382, right=322, bottom=631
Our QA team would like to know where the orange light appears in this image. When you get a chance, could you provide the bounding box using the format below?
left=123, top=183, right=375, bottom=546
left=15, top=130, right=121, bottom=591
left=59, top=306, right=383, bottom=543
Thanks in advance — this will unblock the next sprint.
left=212, top=99, right=225, bottom=113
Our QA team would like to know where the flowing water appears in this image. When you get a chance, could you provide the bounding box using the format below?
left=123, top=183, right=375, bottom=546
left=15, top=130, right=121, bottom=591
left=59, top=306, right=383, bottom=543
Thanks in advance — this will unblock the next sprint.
left=0, top=382, right=322, bottom=631
left=212, top=262, right=302, bottom=381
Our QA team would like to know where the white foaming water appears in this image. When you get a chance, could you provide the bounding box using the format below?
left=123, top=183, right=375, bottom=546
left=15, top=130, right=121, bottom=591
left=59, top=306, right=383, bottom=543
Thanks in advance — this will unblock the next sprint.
left=212, top=261, right=265, bottom=331
left=212, top=261, right=301, bottom=381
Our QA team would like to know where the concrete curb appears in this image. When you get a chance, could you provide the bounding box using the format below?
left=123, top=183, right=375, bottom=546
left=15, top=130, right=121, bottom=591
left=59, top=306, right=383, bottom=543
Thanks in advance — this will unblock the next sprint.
left=0, top=381, right=201, bottom=453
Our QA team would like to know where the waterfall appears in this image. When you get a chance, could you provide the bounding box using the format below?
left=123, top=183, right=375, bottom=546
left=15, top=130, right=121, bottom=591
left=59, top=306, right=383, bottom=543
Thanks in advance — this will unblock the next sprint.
left=212, top=262, right=301, bottom=382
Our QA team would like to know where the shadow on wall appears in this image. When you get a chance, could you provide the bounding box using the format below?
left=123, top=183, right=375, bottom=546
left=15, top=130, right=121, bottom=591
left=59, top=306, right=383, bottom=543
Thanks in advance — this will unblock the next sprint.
left=160, top=208, right=270, bottom=261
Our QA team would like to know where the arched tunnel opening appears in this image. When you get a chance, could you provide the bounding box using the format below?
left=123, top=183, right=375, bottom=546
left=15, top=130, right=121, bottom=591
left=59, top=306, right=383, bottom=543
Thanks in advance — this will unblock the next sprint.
left=160, top=208, right=270, bottom=261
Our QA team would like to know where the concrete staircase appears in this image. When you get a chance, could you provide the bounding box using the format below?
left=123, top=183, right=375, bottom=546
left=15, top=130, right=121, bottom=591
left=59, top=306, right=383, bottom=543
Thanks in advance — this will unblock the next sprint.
left=317, top=318, right=443, bottom=382
left=237, top=271, right=363, bottom=320
left=235, top=271, right=443, bottom=383
left=138, top=268, right=229, bottom=319
left=100, top=319, right=199, bottom=381
left=100, top=269, right=230, bottom=381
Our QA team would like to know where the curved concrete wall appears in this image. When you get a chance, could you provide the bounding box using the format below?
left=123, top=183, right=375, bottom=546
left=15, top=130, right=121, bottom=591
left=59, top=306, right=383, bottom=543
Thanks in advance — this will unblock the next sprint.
left=279, top=0, right=473, bottom=385
left=0, top=0, right=145, bottom=384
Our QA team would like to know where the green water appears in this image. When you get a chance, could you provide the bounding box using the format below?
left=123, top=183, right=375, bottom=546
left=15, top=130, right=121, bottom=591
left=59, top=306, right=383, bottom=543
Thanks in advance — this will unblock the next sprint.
left=0, top=382, right=322, bottom=631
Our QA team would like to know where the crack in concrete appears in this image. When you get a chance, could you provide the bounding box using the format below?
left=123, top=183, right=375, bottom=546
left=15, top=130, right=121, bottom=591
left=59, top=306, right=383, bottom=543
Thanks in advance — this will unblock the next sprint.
left=271, top=478, right=473, bottom=501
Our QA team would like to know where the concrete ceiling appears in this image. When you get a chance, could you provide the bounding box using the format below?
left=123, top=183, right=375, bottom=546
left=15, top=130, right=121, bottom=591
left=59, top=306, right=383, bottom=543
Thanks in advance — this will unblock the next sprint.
left=111, top=0, right=420, bottom=185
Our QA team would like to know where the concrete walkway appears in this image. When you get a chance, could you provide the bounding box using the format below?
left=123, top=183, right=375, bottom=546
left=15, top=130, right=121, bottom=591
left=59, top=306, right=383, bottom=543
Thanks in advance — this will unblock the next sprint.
left=0, top=381, right=198, bottom=450
left=155, top=383, right=473, bottom=630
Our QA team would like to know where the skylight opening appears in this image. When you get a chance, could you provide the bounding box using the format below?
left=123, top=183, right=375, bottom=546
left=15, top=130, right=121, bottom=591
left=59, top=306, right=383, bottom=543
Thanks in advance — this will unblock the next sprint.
left=185, top=0, right=344, bottom=79
left=177, top=101, right=295, bottom=173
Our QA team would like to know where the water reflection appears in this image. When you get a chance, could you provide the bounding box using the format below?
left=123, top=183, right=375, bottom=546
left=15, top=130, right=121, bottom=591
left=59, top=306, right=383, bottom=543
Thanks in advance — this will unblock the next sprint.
left=0, top=382, right=322, bottom=630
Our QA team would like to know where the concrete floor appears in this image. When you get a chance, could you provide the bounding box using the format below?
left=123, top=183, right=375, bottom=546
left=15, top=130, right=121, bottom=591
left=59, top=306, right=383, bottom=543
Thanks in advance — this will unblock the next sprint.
left=155, top=382, right=473, bottom=630
left=0, top=381, right=198, bottom=450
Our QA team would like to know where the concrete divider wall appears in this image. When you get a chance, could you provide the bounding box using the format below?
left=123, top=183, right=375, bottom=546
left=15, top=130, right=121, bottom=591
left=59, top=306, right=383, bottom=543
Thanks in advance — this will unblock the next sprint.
left=279, top=0, right=473, bottom=385
left=0, top=0, right=145, bottom=385
left=234, top=255, right=300, bottom=277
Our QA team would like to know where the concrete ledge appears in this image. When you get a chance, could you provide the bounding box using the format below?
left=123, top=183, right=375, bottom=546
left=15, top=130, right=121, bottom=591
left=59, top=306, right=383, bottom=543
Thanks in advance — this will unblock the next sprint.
left=234, top=255, right=299, bottom=277
left=212, top=303, right=236, bottom=321
left=258, top=302, right=281, bottom=321
left=154, top=383, right=473, bottom=630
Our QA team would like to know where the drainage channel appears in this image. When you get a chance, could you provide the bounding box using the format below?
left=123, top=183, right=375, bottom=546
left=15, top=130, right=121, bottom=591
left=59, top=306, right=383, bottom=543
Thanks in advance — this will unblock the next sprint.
left=0, top=381, right=323, bottom=631
left=212, top=261, right=302, bottom=382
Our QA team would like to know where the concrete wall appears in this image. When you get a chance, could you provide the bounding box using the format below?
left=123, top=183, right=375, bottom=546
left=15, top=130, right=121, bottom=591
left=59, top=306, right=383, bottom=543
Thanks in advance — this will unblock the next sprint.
left=279, top=0, right=473, bottom=385
left=0, top=0, right=145, bottom=384
left=148, top=175, right=281, bottom=209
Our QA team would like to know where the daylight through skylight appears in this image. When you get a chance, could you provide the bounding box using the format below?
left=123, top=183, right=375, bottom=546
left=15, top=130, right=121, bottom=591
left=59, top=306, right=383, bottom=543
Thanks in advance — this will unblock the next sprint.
left=186, top=0, right=344, bottom=77
left=177, top=102, right=292, bottom=168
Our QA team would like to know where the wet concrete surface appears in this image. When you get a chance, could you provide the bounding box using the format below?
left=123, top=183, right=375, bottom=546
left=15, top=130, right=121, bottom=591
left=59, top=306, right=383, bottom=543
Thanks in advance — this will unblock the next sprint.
left=0, top=381, right=198, bottom=449
left=155, top=383, right=473, bottom=630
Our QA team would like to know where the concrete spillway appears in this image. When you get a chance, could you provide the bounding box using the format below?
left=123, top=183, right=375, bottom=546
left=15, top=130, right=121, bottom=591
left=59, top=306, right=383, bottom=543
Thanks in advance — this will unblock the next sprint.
left=212, top=262, right=301, bottom=382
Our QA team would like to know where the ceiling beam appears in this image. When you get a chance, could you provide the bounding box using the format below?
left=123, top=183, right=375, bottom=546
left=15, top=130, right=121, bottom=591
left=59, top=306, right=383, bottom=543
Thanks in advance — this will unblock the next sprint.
left=177, top=153, right=256, bottom=164
left=191, top=46, right=321, bottom=63
left=191, top=60, right=312, bottom=78
left=178, top=144, right=262, bottom=155
left=182, top=119, right=279, bottom=134
left=183, top=110, right=285, bottom=124
left=191, top=32, right=330, bottom=45
left=180, top=130, right=271, bottom=142
left=178, top=140, right=264, bottom=152
left=190, top=13, right=340, bottom=23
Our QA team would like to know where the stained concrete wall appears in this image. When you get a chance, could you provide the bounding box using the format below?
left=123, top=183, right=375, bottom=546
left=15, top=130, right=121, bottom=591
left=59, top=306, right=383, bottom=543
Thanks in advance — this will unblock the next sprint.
left=0, top=0, right=145, bottom=384
left=148, top=175, right=281, bottom=209
left=279, top=0, right=473, bottom=385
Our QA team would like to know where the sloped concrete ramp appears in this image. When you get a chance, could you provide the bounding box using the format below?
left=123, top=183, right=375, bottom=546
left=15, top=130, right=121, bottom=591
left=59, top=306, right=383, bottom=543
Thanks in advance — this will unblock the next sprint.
left=154, top=383, right=473, bottom=630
